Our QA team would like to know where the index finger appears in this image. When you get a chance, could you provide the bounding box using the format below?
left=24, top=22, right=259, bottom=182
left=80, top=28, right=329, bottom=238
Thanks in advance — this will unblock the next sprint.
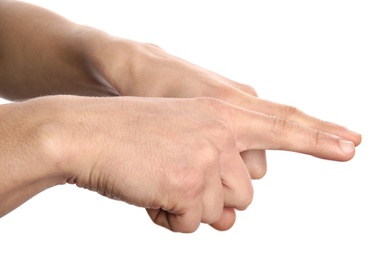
left=226, top=104, right=356, bottom=162
left=227, top=92, right=362, bottom=147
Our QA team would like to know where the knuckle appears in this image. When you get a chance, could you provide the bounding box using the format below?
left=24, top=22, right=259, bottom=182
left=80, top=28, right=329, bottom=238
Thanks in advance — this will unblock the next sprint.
left=144, top=42, right=163, bottom=50
left=239, top=84, right=258, bottom=97
left=271, top=116, right=294, bottom=141
left=173, top=167, right=205, bottom=201
left=310, top=128, right=329, bottom=150
left=194, top=96, right=226, bottom=109
left=203, top=118, right=235, bottom=149
left=207, top=118, right=231, bottom=137
left=302, top=127, right=332, bottom=152
left=282, top=104, right=299, bottom=119
left=178, top=141, right=219, bottom=193
left=314, top=129, right=321, bottom=148
left=196, top=141, right=220, bottom=168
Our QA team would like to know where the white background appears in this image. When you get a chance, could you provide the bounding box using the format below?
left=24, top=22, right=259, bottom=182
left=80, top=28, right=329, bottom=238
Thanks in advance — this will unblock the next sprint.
left=1, top=0, right=389, bottom=259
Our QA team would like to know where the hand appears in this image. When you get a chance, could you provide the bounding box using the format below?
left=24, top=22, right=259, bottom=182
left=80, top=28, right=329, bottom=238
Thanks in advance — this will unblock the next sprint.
left=90, top=39, right=362, bottom=178
left=36, top=95, right=357, bottom=233
left=0, top=1, right=361, bottom=233
left=0, top=1, right=361, bottom=182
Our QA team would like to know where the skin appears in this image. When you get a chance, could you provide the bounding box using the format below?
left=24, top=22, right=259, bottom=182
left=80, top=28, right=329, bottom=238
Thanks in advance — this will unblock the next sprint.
left=0, top=0, right=361, bottom=232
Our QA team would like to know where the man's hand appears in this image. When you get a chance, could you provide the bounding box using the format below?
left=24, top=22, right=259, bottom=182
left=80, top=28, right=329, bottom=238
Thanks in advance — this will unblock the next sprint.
left=57, top=96, right=357, bottom=232
left=89, top=39, right=362, bottom=178
left=0, top=1, right=361, bottom=233
left=0, top=0, right=361, bottom=183
left=2, top=95, right=357, bottom=232
left=93, top=40, right=361, bottom=145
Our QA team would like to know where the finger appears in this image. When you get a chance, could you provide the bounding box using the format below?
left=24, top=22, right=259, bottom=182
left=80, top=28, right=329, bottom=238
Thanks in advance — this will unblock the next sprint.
left=229, top=84, right=268, bottom=180
left=240, top=149, right=267, bottom=179
left=201, top=150, right=224, bottom=224
left=224, top=105, right=357, bottom=161
left=146, top=201, right=202, bottom=233
left=209, top=207, right=236, bottom=231
left=217, top=143, right=253, bottom=210
left=226, top=90, right=362, bottom=146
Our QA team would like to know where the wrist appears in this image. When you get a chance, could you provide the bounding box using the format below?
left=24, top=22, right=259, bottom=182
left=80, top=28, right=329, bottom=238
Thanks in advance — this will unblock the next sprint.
left=0, top=96, right=72, bottom=216
left=80, top=30, right=162, bottom=97
left=76, top=28, right=137, bottom=96
left=60, top=25, right=121, bottom=97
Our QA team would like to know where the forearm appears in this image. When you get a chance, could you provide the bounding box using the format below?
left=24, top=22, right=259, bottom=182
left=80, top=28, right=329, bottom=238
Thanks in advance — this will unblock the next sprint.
left=0, top=97, right=67, bottom=217
left=0, top=0, right=118, bottom=100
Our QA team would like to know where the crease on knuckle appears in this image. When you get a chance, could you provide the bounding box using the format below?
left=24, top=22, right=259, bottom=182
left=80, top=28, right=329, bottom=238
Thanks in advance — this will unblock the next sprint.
left=311, top=128, right=329, bottom=151
left=173, top=167, right=205, bottom=203
left=314, top=129, right=321, bottom=148
left=296, top=125, right=331, bottom=154
left=208, top=118, right=231, bottom=137
left=195, top=96, right=226, bottom=110
left=176, top=141, right=218, bottom=199
left=282, top=104, right=299, bottom=119
left=271, top=116, right=293, bottom=143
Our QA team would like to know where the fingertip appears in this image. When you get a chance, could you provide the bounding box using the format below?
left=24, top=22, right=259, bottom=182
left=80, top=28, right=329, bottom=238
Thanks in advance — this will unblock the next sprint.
left=333, top=125, right=362, bottom=146
left=351, top=131, right=362, bottom=147
left=334, top=139, right=358, bottom=162
left=240, top=149, right=267, bottom=180
left=339, top=140, right=355, bottom=154
left=209, top=207, right=236, bottom=231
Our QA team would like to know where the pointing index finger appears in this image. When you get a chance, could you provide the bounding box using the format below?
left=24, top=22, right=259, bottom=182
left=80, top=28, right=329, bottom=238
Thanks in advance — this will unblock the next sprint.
left=228, top=106, right=356, bottom=162
left=228, top=92, right=362, bottom=147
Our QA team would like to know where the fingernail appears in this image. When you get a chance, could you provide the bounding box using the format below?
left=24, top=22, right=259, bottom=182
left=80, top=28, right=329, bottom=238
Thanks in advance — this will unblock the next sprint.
left=350, top=130, right=363, bottom=144
left=339, top=140, right=355, bottom=154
